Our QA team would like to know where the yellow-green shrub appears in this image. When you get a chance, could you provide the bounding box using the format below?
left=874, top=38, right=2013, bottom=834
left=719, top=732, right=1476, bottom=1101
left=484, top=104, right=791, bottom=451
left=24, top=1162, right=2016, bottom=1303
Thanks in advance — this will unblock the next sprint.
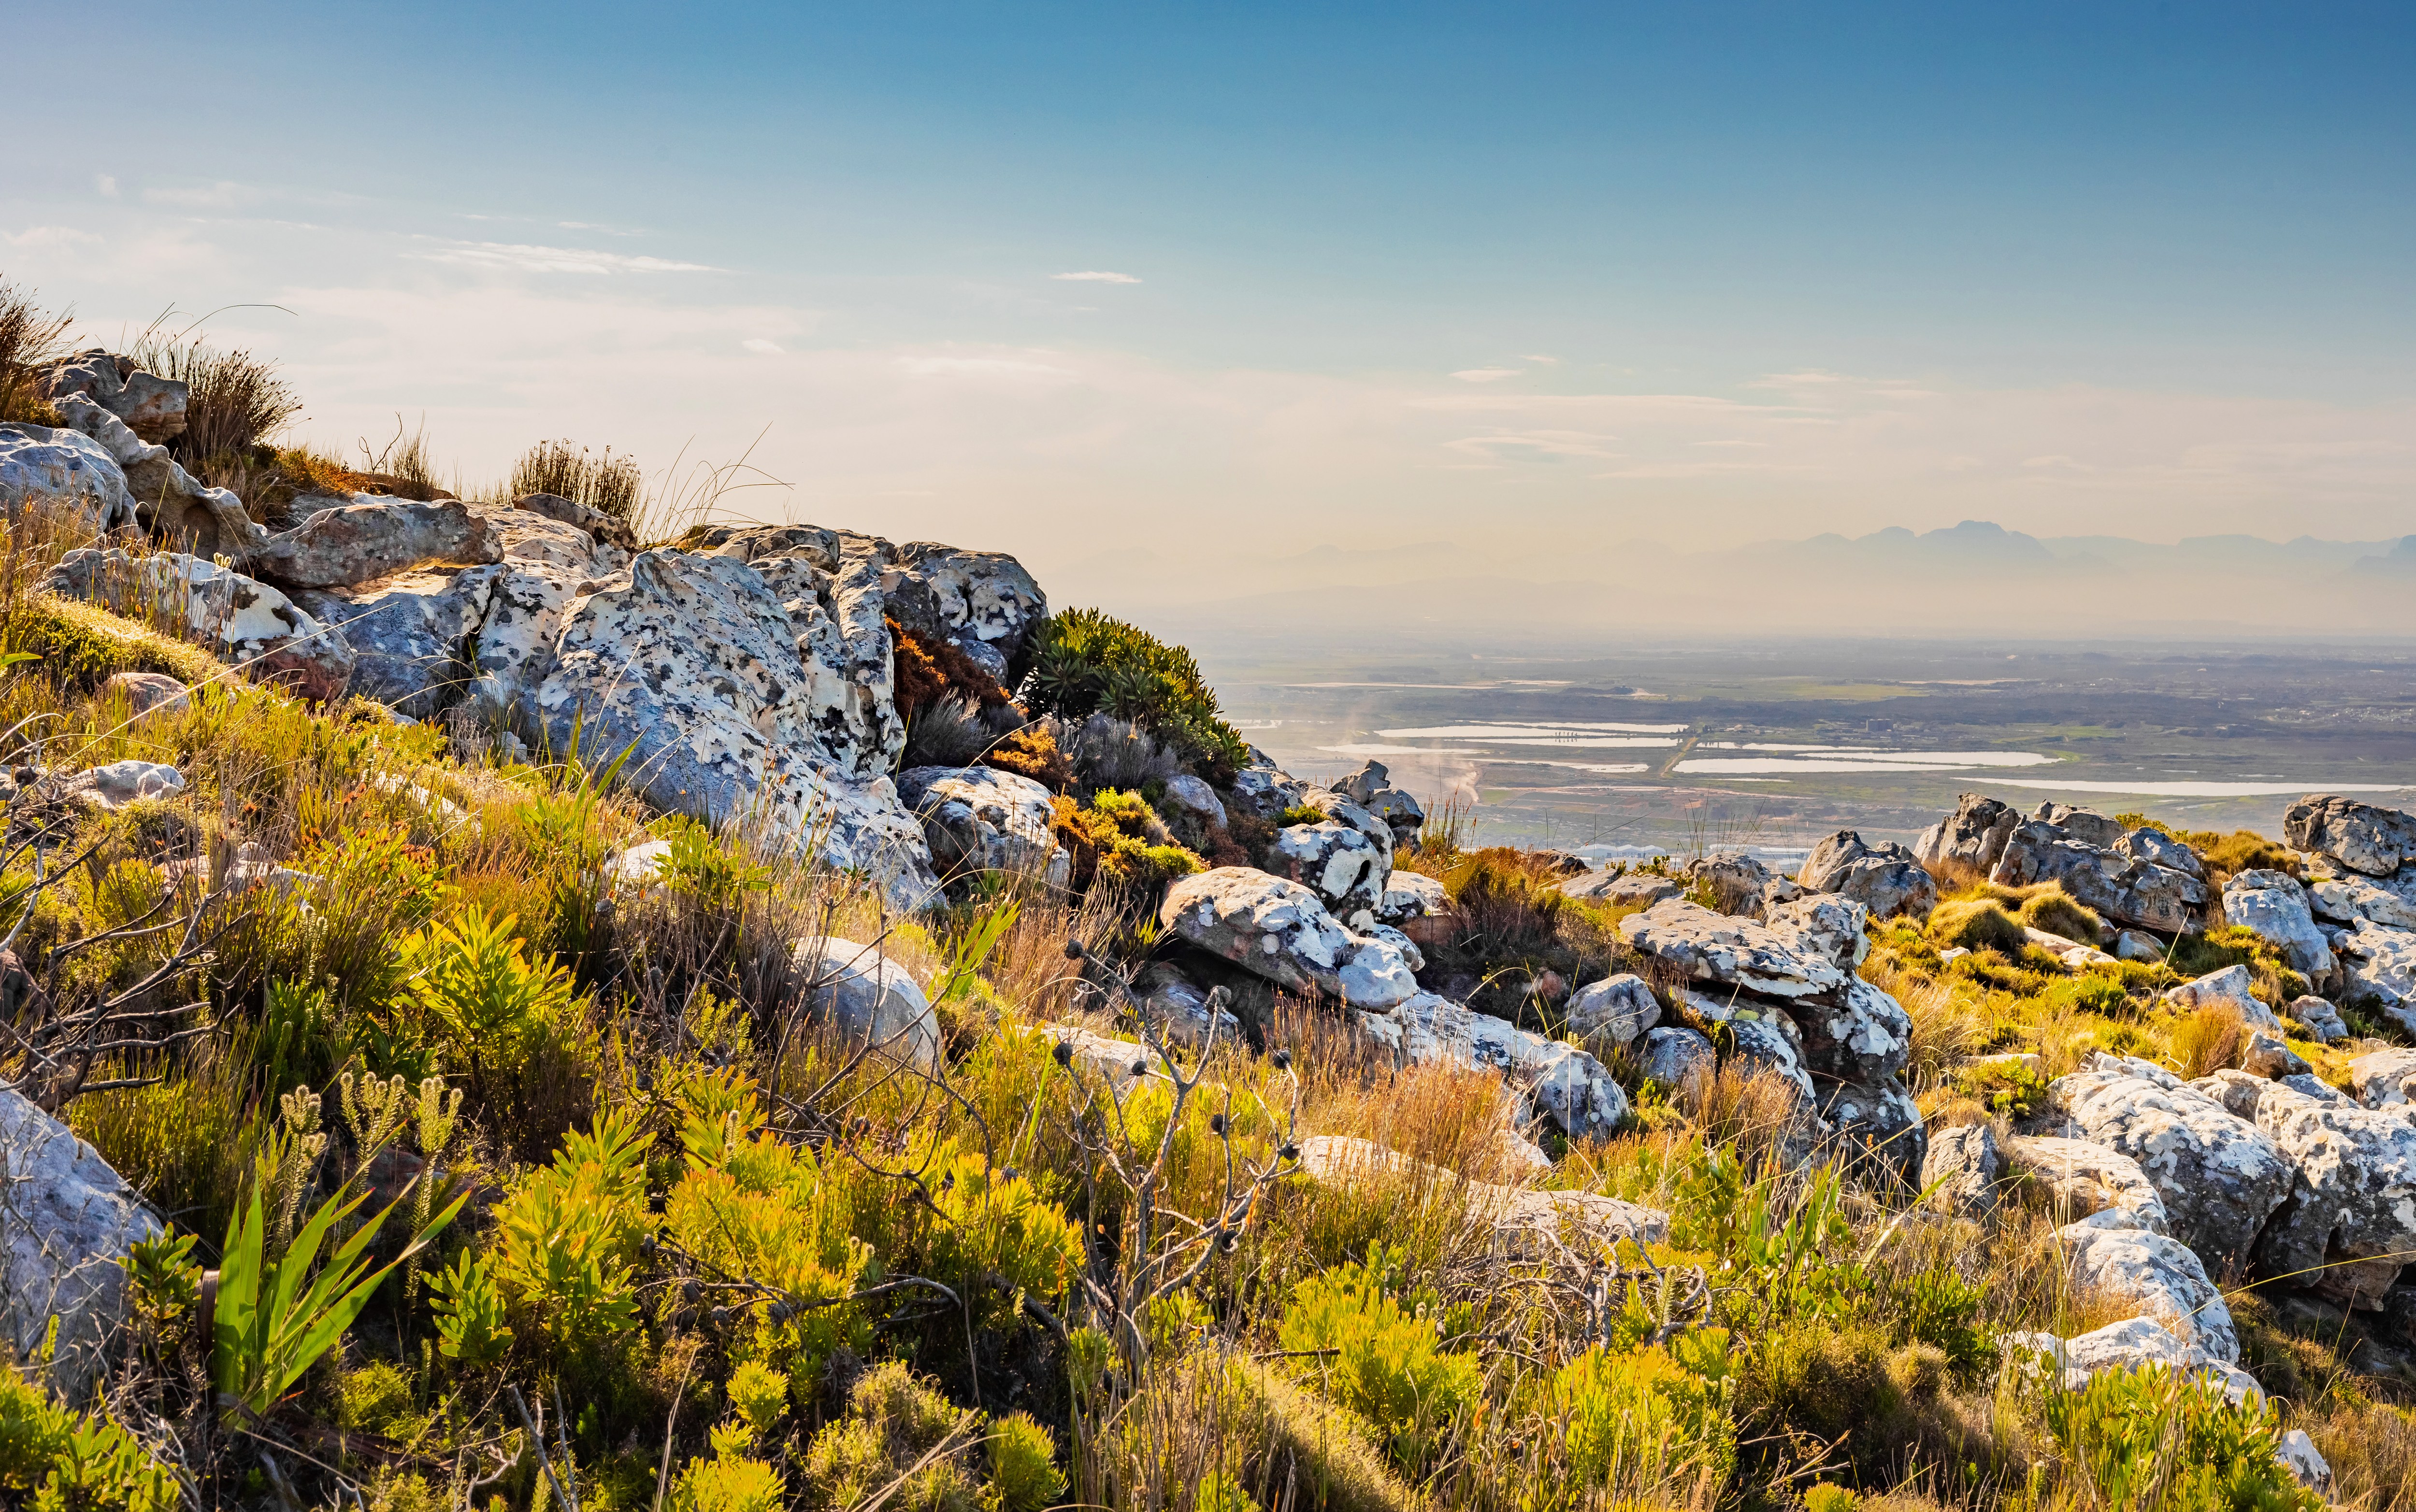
left=2017, top=887, right=2103, bottom=945
left=490, top=1110, right=653, bottom=1353
left=1927, top=899, right=2026, bottom=955
left=1278, top=1246, right=1478, bottom=1474
left=1552, top=1330, right=1737, bottom=1491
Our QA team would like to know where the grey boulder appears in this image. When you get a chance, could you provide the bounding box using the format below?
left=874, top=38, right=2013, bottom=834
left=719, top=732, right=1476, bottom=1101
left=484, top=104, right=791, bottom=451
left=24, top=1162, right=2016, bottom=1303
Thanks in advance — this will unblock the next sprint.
left=1676, top=849, right=1800, bottom=918
left=1560, top=869, right=1683, bottom=906
left=793, top=937, right=939, bottom=1070
left=2286, top=994, right=2349, bottom=1043
left=2309, top=873, right=2416, bottom=930
left=1796, top=829, right=1938, bottom=920
left=1914, top=792, right=2023, bottom=871
left=43, top=548, right=357, bottom=700
left=1619, top=898, right=1849, bottom=998
left=2005, top=1134, right=2170, bottom=1233
left=1990, top=820, right=2208, bottom=934
left=1564, top=972, right=1660, bottom=1054
left=38, top=348, right=186, bottom=442
left=1161, top=774, right=1228, bottom=828
left=2056, top=1221, right=2238, bottom=1363
left=2198, top=1069, right=2416, bottom=1309
left=2285, top=794, right=2416, bottom=878
left=251, top=499, right=498, bottom=589
left=1376, top=867, right=1448, bottom=925
left=2114, top=826, right=2205, bottom=878
left=2030, top=800, right=2128, bottom=849
left=291, top=565, right=498, bottom=719
left=2162, top=964, right=2281, bottom=1029
left=2221, top=868, right=2333, bottom=978
left=1637, top=1026, right=1716, bottom=1095
left=1159, top=867, right=1418, bottom=1008
left=0, top=1088, right=165, bottom=1400
left=897, top=765, right=1069, bottom=885
left=1267, top=819, right=1388, bottom=927
left=2338, top=921, right=2416, bottom=1022
left=0, top=423, right=137, bottom=534
left=881, top=540, right=1047, bottom=683
left=1354, top=992, right=1630, bottom=1140
left=1765, top=890, right=1871, bottom=970
left=48, top=393, right=263, bottom=560
left=1790, top=976, right=1913, bottom=1086
left=1921, top=1122, right=2002, bottom=1220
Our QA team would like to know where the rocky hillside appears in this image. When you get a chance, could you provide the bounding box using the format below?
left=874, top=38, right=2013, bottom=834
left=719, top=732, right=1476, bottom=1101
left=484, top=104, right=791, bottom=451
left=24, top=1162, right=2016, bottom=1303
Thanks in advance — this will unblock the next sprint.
left=3, top=314, right=2416, bottom=1512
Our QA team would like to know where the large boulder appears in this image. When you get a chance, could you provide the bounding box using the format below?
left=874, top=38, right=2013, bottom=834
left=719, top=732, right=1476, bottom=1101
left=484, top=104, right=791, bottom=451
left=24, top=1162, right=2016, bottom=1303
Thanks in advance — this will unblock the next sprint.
left=2114, top=826, right=2204, bottom=878
left=533, top=550, right=936, bottom=910
left=687, top=525, right=906, bottom=781
left=1331, top=760, right=1425, bottom=848
left=1353, top=993, right=1630, bottom=1141
left=2285, top=794, right=2416, bottom=878
left=2056, top=1221, right=2239, bottom=1363
left=42, top=547, right=357, bottom=699
left=1990, top=820, right=2209, bottom=934
left=1715, top=1001, right=1816, bottom=1104
left=290, top=566, right=499, bottom=718
left=2221, top=869, right=2333, bottom=978
left=2309, top=873, right=2416, bottom=930
left=1922, top=1123, right=2002, bottom=1220
left=2005, top=1135, right=2171, bottom=1233
left=1822, top=1076, right=1925, bottom=1182
left=1618, top=898, right=1849, bottom=998
left=792, top=937, right=939, bottom=1070
left=2011, top=1317, right=2260, bottom=1404
left=2029, top=801, right=2128, bottom=849
left=1159, top=867, right=1418, bottom=1008
left=1294, top=1136, right=1666, bottom=1249
left=896, top=765, right=1069, bottom=885
left=2043, top=1055, right=2293, bottom=1276
left=2195, top=1070, right=2416, bottom=1308
left=1914, top=792, right=2022, bottom=871
left=2338, top=922, right=2416, bottom=1024
left=1638, top=1025, right=1716, bottom=1094
left=1560, top=869, right=1684, bottom=906
left=1796, top=830, right=1938, bottom=920
left=881, top=540, right=1047, bottom=684
left=250, top=499, right=498, bottom=589
left=1790, top=976, right=1913, bottom=1086
left=1267, top=819, right=1388, bottom=927
left=507, top=491, right=636, bottom=552
left=1675, top=849, right=1800, bottom=917
left=38, top=348, right=187, bottom=442
left=2163, top=965, right=2282, bottom=1029
left=49, top=393, right=265, bottom=560
left=2351, top=1049, right=2416, bottom=1109
left=0, top=423, right=137, bottom=534
left=1375, top=867, right=1448, bottom=926
left=1228, top=748, right=1318, bottom=822
left=467, top=557, right=593, bottom=724
left=1765, top=891, right=1872, bottom=970
left=0, top=1088, right=165, bottom=1399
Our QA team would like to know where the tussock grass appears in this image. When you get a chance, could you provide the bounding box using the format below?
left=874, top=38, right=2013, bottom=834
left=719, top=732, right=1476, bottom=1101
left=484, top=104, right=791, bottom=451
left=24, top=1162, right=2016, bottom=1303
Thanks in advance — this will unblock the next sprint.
left=507, top=437, right=643, bottom=521
left=0, top=276, right=72, bottom=424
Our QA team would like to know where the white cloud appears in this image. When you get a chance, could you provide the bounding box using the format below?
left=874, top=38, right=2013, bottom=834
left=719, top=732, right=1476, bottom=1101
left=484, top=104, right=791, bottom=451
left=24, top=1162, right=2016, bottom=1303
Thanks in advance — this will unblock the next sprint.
left=1520, top=354, right=1559, bottom=364
left=408, top=239, right=724, bottom=275
left=1050, top=271, right=1140, bottom=284
left=1451, top=368, right=1522, bottom=383
left=1445, top=430, right=1622, bottom=461
left=742, top=338, right=785, bottom=355
left=899, top=355, right=1078, bottom=381
left=3, top=226, right=102, bottom=251
left=95, top=176, right=118, bottom=199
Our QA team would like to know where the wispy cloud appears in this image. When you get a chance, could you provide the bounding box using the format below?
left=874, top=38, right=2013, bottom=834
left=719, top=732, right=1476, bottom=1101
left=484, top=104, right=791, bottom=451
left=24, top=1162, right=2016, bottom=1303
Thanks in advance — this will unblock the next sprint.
left=95, top=176, right=118, bottom=199
left=899, top=355, right=1077, bottom=381
left=1051, top=270, right=1140, bottom=284
left=409, top=238, right=724, bottom=274
left=1446, top=430, right=1622, bottom=461
left=3, top=226, right=103, bottom=251
left=1451, top=367, right=1521, bottom=383
left=1520, top=354, right=1559, bottom=364
left=742, top=338, right=785, bottom=355
left=142, top=181, right=263, bottom=210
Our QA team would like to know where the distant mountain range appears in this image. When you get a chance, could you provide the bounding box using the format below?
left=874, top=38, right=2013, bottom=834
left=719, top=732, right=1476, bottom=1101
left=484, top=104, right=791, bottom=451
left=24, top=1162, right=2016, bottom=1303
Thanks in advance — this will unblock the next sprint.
left=1044, top=521, right=2416, bottom=646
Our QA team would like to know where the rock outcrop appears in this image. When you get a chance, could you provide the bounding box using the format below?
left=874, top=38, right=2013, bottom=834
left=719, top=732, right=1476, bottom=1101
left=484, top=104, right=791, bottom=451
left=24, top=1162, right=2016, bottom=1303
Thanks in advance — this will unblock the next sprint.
left=0, top=423, right=138, bottom=534
left=1355, top=992, right=1630, bottom=1141
left=897, top=765, right=1070, bottom=885
left=1797, top=829, right=1938, bottom=920
left=43, top=548, right=356, bottom=699
left=2221, top=869, right=2333, bottom=978
left=0, top=1088, right=165, bottom=1399
left=2287, top=794, right=2416, bottom=878
left=1618, top=899, right=1849, bottom=998
left=1159, top=868, right=1418, bottom=1008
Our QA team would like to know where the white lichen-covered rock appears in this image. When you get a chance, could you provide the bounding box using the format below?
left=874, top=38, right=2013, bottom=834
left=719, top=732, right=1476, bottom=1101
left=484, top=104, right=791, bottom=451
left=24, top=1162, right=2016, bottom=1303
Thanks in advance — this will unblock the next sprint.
left=467, top=557, right=592, bottom=723
left=2286, top=995, right=2349, bottom=1043
left=1361, top=922, right=1424, bottom=974
left=2030, top=800, right=2129, bottom=848
left=1922, top=1122, right=2002, bottom=1219
left=2010, top=1317, right=2261, bottom=1405
left=2199, top=1068, right=2416, bottom=1307
left=1354, top=992, right=1630, bottom=1140
left=793, top=936, right=939, bottom=1070
left=2044, top=1054, right=2293, bottom=1274
left=1796, top=829, right=1938, bottom=920
left=2163, top=964, right=2282, bottom=1029
left=2114, top=826, right=2205, bottom=878
left=2338, top=921, right=2416, bottom=1021
left=1561, top=869, right=1683, bottom=906
left=1638, top=1026, right=1716, bottom=1094
left=252, top=499, right=497, bottom=589
left=2115, top=929, right=2167, bottom=964
left=1823, top=1076, right=1926, bottom=1180
left=2285, top=794, right=2416, bottom=878
left=1990, top=820, right=2208, bottom=934
left=1161, top=774, right=1227, bottom=828
left=1228, top=747, right=1318, bottom=821
left=504, top=491, right=636, bottom=552
left=897, top=765, right=1069, bottom=885
left=2240, top=1029, right=2312, bottom=1080
left=1160, top=867, right=1417, bottom=1007
left=2057, top=1221, right=2238, bottom=1362
left=2350, top=1048, right=2416, bottom=1109
left=42, top=548, right=357, bottom=699
left=49, top=393, right=264, bottom=559
left=101, top=670, right=190, bottom=720
left=1134, top=964, right=1244, bottom=1049
left=0, top=1088, right=165, bottom=1399
left=1676, top=849, right=1801, bottom=918
left=1565, top=972, right=1659, bottom=1054
left=0, top=422, right=136, bottom=533
left=2007, top=1135, right=2172, bottom=1233
left=880, top=540, right=1047, bottom=683
left=2278, top=1429, right=2332, bottom=1497
left=686, top=525, right=906, bottom=780
left=292, top=566, right=499, bottom=718
left=2221, top=869, right=2334, bottom=977
left=1331, top=760, right=1425, bottom=847
left=2309, top=872, right=2416, bottom=930
left=1765, top=891, right=1871, bottom=970
left=1376, top=867, right=1448, bottom=925
left=1790, top=977, right=1913, bottom=1086
left=1718, top=1001, right=1816, bottom=1104
left=1619, top=899, right=1848, bottom=998
left=1268, top=819, right=1388, bottom=927
left=65, top=760, right=184, bottom=811
left=534, top=550, right=936, bottom=910
left=1294, top=1135, right=1665, bottom=1248
left=1915, top=792, right=2023, bottom=870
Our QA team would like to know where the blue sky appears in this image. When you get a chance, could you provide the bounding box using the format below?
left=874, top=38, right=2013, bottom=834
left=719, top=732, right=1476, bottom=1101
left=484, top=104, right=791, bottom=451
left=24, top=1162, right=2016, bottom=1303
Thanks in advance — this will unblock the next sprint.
left=5, top=1, right=2412, bottom=594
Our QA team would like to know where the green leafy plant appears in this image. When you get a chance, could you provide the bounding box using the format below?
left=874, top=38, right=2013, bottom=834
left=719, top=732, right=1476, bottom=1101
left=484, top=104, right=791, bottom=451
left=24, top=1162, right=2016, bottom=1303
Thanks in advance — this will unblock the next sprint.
left=1277, top=1245, right=1479, bottom=1475
left=428, top=1253, right=514, bottom=1370
left=2040, top=1364, right=2320, bottom=1511
left=1553, top=1330, right=1737, bottom=1491
left=1019, top=609, right=1248, bottom=776
left=986, top=1412, right=1065, bottom=1512
left=402, top=907, right=586, bottom=1087
left=491, top=1109, right=654, bottom=1353
left=214, top=1180, right=465, bottom=1420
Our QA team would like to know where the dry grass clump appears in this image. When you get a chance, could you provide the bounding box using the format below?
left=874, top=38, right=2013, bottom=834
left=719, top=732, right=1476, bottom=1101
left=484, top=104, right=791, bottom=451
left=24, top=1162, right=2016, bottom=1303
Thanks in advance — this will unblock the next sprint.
left=2016, top=885, right=2103, bottom=945
left=1927, top=898, right=2027, bottom=954
left=141, top=339, right=305, bottom=465
left=0, top=276, right=72, bottom=424
left=2166, top=1001, right=2247, bottom=1079
left=508, top=437, right=643, bottom=521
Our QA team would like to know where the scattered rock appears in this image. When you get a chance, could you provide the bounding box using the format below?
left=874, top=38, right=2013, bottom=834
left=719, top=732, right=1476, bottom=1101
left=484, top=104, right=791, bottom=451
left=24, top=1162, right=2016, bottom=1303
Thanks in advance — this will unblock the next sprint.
left=897, top=765, right=1069, bottom=886
left=2338, top=921, right=2416, bottom=1023
left=1560, top=868, right=1683, bottom=906
left=1133, top=963, right=1244, bottom=1048
left=2114, top=826, right=2204, bottom=878
left=508, top=491, right=636, bottom=552
left=2285, top=794, right=2416, bottom=878
left=1914, top=792, right=2023, bottom=871
left=1922, top=1122, right=2002, bottom=1219
left=49, top=393, right=265, bottom=560
left=1268, top=819, right=1388, bottom=927
left=1375, top=867, right=1448, bottom=925
left=1637, top=1026, right=1716, bottom=1095
left=1823, top=1076, right=1926, bottom=1181
left=1159, top=868, right=1418, bottom=1008
left=1675, top=849, right=1801, bottom=918
left=291, top=565, right=499, bottom=719
left=1618, top=898, right=1849, bottom=999
left=2163, top=965, right=2281, bottom=1030
left=1293, top=1135, right=1667, bottom=1249
left=793, top=937, right=940, bottom=1070
left=2221, top=869, right=2334, bottom=977
left=38, top=348, right=186, bottom=442
left=1722, top=1005, right=1816, bottom=1104
left=251, top=499, right=498, bottom=589
left=2012, top=1317, right=2260, bottom=1405
left=2310, top=873, right=2416, bottom=930
left=66, top=759, right=183, bottom=811
left=2005, top=1135, right=2171, bottom=1233
left=1564, top=972, right=1660, bottom=1055
left=1161, top=774, right=1227, bottom=828
left=1796, top=829, right=1938, bottom=920
left=1228, top=748, right=1318, bottom=821
left=1330, top=760, right=1424, bottom=848
left=2114, top=929, right=2167, bottom=964
left=1990, top=820, right=2209, bottom=934
left=2030, top=800, right=2128, bottom=849
left=0, top=1088, right=165, bottom=1400
left=100, top=670, right=190, bottom=720
left=607, top=838, right=673, bottom=890
left=2240, top=1030, right=2311, bottom=1081
left=1355, top=993, right=1630, bottom=1140
left=2057, top=1221, right=2239, bottom=1363
left=2044, top=1055, right=2293, bottom=1275
left=2347, top=1048, right=2416, bottom=1109
left=2196, top=1070, right=2416, bottom=1308
left=43, top=548, right=358, bottom=700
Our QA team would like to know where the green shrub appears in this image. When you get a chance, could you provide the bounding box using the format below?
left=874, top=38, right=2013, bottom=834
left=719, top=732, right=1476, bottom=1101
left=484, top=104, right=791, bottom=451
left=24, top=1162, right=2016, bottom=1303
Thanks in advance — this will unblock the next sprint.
left=1278, top=1246, right=1479, bottom=1475
left=1927, top=899, right=2026, bottom=955
left=803, top=1362, right=983, bottom=1512
left=1020, top=609, right=1248, bottom=777
left=1553, top=1330, right=1737, bottom=1492
left=1, top=595, right=224, bottom=693
left=490, top=1110, right=653, bottom=1355
left=338, top=1361, right=415, bottom=1435
left=2042, top=1364, right=2320, bottom=1510
left=1051, top=791, right=1205, bottom=899
left=986, top=1412, right=1066, bottom=1512
left=428, top=1253, right=513, bottom=1370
